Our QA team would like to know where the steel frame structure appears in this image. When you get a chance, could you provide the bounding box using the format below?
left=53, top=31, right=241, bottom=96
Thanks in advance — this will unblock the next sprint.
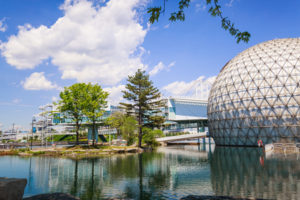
left=208, top=38, right=300, bottom=146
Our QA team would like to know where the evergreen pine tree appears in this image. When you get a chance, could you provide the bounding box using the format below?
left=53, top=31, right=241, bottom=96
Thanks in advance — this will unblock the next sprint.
left=121, top=69, right=165, bottom=148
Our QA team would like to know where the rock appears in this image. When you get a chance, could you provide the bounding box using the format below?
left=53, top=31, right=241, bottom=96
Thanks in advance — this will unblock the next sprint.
left=137, top=147, right=144, bottom=153
left=0, top=177, right=27, bottom=200
left=126, top=148, right=138, bottom=153
left=23, top=193, right=80, bottom=200
left=112, top=148, right=125, bottom=153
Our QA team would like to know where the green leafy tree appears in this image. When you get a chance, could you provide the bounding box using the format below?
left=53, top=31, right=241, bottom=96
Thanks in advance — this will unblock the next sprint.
left=83, top=83, right=109, bottom=146
left=120, top=116, right=138, bottom=146
left=142, top=128, right=164, bottom=147
left=106, top=111, right=126, bottom=137
left=57, top=83, right=88, bottom=145
left=148, top=0, right=250, bottom=43
left=121, top=69, right=165, bottom=148
left=34, top=135, right=38, bottom=141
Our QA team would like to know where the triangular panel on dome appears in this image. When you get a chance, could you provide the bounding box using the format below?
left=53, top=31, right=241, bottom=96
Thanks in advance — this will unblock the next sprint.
left=280, top=95, right=291, bottom=104
left=288, top=105, right=299, bottom=116
left=286, top=84, right=297, bottom=96
left=287, top=56, right=299, bottom=66
left=289, top=126, right=299, bottom=137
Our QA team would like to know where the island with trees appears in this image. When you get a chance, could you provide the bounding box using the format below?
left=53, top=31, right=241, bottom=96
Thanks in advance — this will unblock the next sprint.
left=0, top=69, right=166, bottom=158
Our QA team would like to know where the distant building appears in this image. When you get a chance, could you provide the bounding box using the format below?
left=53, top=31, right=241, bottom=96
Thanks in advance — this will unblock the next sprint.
left=32, top=103, right=122, bottom=136
left=163, top=97, right=208, bottom=133
left=1, top=127, right=29, bottom=141
left=32, top=97, right=209, bottom=137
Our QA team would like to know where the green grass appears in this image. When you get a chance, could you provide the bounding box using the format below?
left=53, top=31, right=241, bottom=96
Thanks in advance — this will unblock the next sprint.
left=18, top=148, right=30, bottom=152
left=49, top=135, right=87, bottom=142
left=31, top=151, right=46, bottom=155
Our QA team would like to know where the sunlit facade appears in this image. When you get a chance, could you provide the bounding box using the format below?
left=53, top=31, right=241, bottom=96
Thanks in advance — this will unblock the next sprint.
left=208, top=38, right=300, bottom=146
left=163, top=97, right=208, bottom=133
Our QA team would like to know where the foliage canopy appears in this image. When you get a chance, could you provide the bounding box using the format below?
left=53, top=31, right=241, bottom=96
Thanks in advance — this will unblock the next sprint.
left=142, top=127, right=164, bottom=147
left=148, top=0, right=250, bottom=43
left=106, top=111, right=126, bottom=136
left=120, top=116, right=138, bottom=146
left=83, top=83, right=109, bottom=145
left=106, top=112, right=138, bottom=146
left=56, top=83, right=109, bottom=146
left=57, top=83, right=88, bottom=145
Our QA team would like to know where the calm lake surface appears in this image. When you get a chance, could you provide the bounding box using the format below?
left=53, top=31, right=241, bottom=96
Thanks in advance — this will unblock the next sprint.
left=0, top=145, right=299, bottom=200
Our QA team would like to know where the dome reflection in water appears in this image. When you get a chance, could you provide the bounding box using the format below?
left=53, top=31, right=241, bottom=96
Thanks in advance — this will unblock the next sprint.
left=210, top=147, right=300, bottom=200
left=0, top=146, right=299, bottom=200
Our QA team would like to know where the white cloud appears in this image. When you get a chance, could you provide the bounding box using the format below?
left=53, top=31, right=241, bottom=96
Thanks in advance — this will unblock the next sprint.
left=168, top=61, right=175, bottom=68
left=226, top=0, right=235, bottom=7
left=164, top=24, right=170, bottom=29
left=149, top=62, right=164, bottom=76
left=22, top=72, right=58, bottom=90
left=0, top=101, right=33, bottom=107
left=0, top=18, right=7, bottom=32
left=52, top=96, right=58, bottom=102
left=103, top=84, right=125, bottom=105
left=12, top=98, right=21, bottom=104
left=149, top=61, right=175, bottom=76
left=195, top=3, right=206, bottom=12
left=162, top=75, right=216, bottom=100
left=1, top=0, right=148, bottom=85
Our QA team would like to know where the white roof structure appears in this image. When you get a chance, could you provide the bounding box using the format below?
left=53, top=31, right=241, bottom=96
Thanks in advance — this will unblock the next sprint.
left=166, top=97, right=208, bottom=121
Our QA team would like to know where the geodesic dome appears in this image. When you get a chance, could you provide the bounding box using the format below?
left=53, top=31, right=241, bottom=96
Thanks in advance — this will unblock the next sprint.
left=208, top=38, right=300, bottom=146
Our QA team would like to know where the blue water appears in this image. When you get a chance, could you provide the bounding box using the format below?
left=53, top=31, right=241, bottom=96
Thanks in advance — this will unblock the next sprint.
left=0, top=146, right=299, bottom=200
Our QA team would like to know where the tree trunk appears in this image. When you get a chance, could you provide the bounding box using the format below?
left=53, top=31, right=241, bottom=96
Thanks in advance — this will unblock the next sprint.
left=138, top=126, right=142, bottom=148
left=138, top=110, right=142, bottom=148
left=138, top=85, right=142, bottom=148
left=92, top=121, right=95, bottom=146
left=76, top=121, right=79, bottom=146
left=117, top=129, right=121, bottom=139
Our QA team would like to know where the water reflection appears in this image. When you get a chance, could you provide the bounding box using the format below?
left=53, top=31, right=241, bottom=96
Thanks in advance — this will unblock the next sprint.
left=210, top=147, right=300, bottom=200
left=0, top=145, right=299, bottom=200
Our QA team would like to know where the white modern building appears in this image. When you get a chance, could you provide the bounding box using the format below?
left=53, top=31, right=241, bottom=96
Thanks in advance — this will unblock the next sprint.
left=1, top=127, right=29, bottom=141
left=163, top=97, right=208, bottom=133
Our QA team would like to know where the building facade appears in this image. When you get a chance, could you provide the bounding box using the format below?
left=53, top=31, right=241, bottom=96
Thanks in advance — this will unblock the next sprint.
left=163, top=97, right=208, bottom=133
left=32, top=97, right=209, bottom=137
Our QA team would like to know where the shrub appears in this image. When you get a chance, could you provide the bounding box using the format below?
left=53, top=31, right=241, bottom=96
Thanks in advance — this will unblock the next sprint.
left=142, top=128, right=163, bottom=147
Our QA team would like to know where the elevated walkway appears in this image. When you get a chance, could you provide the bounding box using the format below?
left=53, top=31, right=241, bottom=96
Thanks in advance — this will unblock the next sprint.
left=156, top=132, right=208, bottom=143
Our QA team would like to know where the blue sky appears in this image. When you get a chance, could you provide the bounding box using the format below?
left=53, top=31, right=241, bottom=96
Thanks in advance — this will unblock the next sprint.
left=0, top=0, right=300, bottom=130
